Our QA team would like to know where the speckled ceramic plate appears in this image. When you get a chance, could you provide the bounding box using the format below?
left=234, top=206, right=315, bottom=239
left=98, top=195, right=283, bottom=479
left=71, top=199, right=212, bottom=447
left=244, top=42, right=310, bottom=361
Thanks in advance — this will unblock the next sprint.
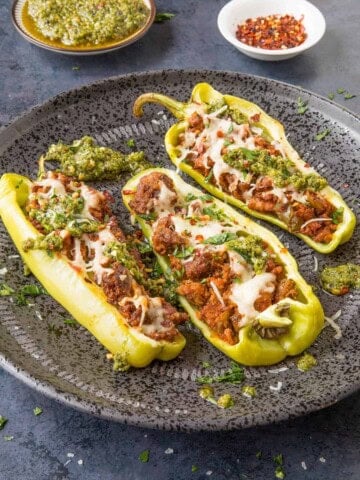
left=0, top=70, right=359, bottom=431
left=12, top=0, right=156, bottom=56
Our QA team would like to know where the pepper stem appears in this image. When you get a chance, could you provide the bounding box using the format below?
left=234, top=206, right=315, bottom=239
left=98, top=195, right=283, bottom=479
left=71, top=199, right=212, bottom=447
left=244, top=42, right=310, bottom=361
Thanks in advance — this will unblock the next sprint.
left=133, top=93, right=186, bottom=119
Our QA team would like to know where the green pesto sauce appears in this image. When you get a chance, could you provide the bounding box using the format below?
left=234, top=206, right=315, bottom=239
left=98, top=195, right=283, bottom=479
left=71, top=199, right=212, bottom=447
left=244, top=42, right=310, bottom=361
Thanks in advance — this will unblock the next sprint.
left=227, top=236, right=269, bottom=274
left=27, top=0, right=150, bottom=47
left=104, top=241, right=163, bottom=295
left=40, top=136, right=152, bottom=181
left=320, top=264, right=360, bottom=295
left=223, top=148, right=328, bottom=192
left=28, top=193, right=87, bottom=233
left=242, top=385, right=257, bottom=397
left=296, top=352, right=317, bottom=372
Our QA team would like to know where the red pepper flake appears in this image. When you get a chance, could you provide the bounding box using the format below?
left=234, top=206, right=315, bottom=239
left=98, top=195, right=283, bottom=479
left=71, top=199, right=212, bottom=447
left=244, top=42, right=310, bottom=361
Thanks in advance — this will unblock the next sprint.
left=236, top=14, right=307, bottom=50
left=250, top=113, right=261, bottom=123
left=217, top=130, right=225, bottom=138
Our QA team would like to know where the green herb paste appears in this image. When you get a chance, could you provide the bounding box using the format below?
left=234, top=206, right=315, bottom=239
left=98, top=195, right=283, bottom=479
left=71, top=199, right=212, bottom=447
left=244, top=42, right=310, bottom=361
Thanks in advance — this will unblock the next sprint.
left=27, top=0, right=150, bottom=47
left=39, top=136, right=152, bottom=181
left=224, top=147, right=327, bottom=191
left=320, top=263, right=360, bottom=295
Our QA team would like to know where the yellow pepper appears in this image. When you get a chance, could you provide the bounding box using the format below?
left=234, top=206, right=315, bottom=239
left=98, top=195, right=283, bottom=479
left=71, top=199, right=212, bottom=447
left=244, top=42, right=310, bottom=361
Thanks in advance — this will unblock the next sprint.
left=133, top=83, right=356, bottom=253
left=122, top=168, right=325, bottom=366
left=0, top=173, right=186, bottom=368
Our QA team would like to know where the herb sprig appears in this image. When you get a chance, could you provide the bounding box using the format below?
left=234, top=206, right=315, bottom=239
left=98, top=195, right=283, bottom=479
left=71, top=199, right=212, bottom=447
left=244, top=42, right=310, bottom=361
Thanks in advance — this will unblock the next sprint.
left=196, top=362, right=244, bottom=384
left=154, top=13, right=175, bottom=23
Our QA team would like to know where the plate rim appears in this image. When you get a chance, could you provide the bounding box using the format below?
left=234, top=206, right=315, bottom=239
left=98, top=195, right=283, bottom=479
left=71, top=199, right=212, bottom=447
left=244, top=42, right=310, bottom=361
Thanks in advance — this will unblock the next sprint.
left=11, top=0, right=156, bottom=55
left=0, top=69, right=359, bottom=431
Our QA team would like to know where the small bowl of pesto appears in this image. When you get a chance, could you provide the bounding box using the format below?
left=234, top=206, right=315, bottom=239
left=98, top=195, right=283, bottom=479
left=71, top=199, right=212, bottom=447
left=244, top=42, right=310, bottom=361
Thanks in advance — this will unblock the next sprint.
left=12, top=0, right=156, bottom=55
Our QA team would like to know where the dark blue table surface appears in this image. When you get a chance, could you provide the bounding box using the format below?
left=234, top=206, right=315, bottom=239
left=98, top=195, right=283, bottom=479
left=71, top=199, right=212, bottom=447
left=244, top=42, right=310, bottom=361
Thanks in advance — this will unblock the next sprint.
left=0, top=0, right=359, bottom=478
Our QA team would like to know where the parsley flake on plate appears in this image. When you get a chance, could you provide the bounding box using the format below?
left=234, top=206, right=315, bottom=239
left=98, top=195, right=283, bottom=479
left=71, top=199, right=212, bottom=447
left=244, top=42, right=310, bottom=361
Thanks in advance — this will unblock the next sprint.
left=297, top=97, right=308, bottom=114
left=315, top=129, right=331, bottom=141
left=196, top=362, right=244, bottom=384
left=138, top=449, right=150, bottom=463
left=33, top=407, right=43, bottom=416
left=154, top=13, right=175, bottom=23
left=0, top=416, right=8, bottom=430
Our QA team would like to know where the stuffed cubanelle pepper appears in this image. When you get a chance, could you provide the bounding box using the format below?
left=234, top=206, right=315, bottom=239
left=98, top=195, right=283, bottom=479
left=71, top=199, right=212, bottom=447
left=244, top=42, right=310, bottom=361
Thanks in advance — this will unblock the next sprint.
left=0, top=172, right=187, bottom=369
left=122, top=168, right=324, bottom=366
left=133, top=83, right=356, bottom=253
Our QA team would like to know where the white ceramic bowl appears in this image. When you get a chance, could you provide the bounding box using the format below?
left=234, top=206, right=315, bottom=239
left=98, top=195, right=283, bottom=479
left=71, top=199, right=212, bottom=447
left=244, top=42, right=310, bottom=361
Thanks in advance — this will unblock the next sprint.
left=218, top=0, right=326, bottom=61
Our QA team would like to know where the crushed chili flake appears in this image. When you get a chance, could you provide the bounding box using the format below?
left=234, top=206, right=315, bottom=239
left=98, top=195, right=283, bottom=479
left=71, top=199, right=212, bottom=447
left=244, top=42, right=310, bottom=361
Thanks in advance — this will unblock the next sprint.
left=236, top=14, right=307, bottom=50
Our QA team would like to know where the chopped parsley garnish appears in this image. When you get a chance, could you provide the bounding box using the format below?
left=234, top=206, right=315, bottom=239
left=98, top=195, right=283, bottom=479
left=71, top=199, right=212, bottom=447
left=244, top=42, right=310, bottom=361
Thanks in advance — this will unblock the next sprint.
left=173, top=245, right=194, bottom=259
left=344, top=92, right=356, bottom=100
left=154, top=12, right=175, bottom=23
left=4, top=435, right=14, bottom=441
left=138, top=449, right=150, bottom=463
left=15, top=284, right=47, bottom=306
left=72, top=66, right=80, bottom=71
left=138, top=212, right=158, bottom=222
left=126, top=138, right=136, bottom=148
left=191, top=465, right=199, bottom=473
left=297, top=97, right=308, bottom=115
left=196, top=362, right=244, bottom=384
left=337, top=88, right=345, bottom=94
left=273, top=453, right=285, bottom=479
left=327, top=93, right=335, bottom=100
left=315, top=129, right=331, bottom=141
left=201, top=361, right=211, bottom=369
left=223, top=138, right=234, bottom=147
left=202, top=205, right=230, bottom=222
left=204, top=170, right=214, bottom=183
left=256, top=451, right=262, bottom=459
left=185, top=193, right=198, bottom=202
left=0, top=284, right=15, bottom=296
left=0, top=416, right=8, bottom=430
left=331, top=207, right=344, bottom=225
left=63, top=318, right=78, bottom=327
left=275, top=467, right=285, bottom=479
left=33, top=407, right=43, bottom=416
left=204, top=232, right=238, bottom=245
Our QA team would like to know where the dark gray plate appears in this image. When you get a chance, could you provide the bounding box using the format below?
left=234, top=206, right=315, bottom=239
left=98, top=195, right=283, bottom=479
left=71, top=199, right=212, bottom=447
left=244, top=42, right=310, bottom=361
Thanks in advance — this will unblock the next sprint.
left=0, top=70, right=359, bottom=431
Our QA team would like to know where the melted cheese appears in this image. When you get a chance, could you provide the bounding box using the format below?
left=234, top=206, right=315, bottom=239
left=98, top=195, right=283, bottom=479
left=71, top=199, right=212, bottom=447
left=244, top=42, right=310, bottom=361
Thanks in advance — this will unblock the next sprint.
left=153, top=182, right=177, bottom=215
left=228, top=250, right=253, bottom=281
left=171, top=216, right=232, bottom=244
left=70, top=227, right=115, bottom=281
left=35, top=177, right=67, bottom=197
left=229, top=273, right=276, bottom=324
left=79, top=184, right=104, bottom=220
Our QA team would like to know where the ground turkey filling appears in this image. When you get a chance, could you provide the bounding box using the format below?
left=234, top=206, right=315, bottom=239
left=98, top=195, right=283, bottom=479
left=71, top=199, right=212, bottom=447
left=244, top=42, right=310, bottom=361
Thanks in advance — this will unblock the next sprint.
left=129, top=172, right=300, bottom=345
left=175, top=103, right=340, bottom=244
left=25, top=171, right=187, bottom=342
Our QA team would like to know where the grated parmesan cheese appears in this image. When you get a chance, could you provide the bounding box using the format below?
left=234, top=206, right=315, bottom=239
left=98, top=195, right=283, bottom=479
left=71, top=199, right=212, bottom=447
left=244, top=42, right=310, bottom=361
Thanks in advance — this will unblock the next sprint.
left=324, top=310, right=342, bottom=339
left=269, top=381, right=283, bottom=392
left=313, top=256, right=318, bottom=273
left=210, top=281, right=225, bottom=306
left=267, top=367, right=288, bottom=374
left=301, top=217, right=332, bottom=229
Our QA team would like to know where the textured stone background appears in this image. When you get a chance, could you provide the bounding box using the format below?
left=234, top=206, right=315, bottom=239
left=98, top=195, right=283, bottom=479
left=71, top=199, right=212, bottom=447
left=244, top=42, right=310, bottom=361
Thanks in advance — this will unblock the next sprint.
left=0, top=0, right=359, bottom=478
